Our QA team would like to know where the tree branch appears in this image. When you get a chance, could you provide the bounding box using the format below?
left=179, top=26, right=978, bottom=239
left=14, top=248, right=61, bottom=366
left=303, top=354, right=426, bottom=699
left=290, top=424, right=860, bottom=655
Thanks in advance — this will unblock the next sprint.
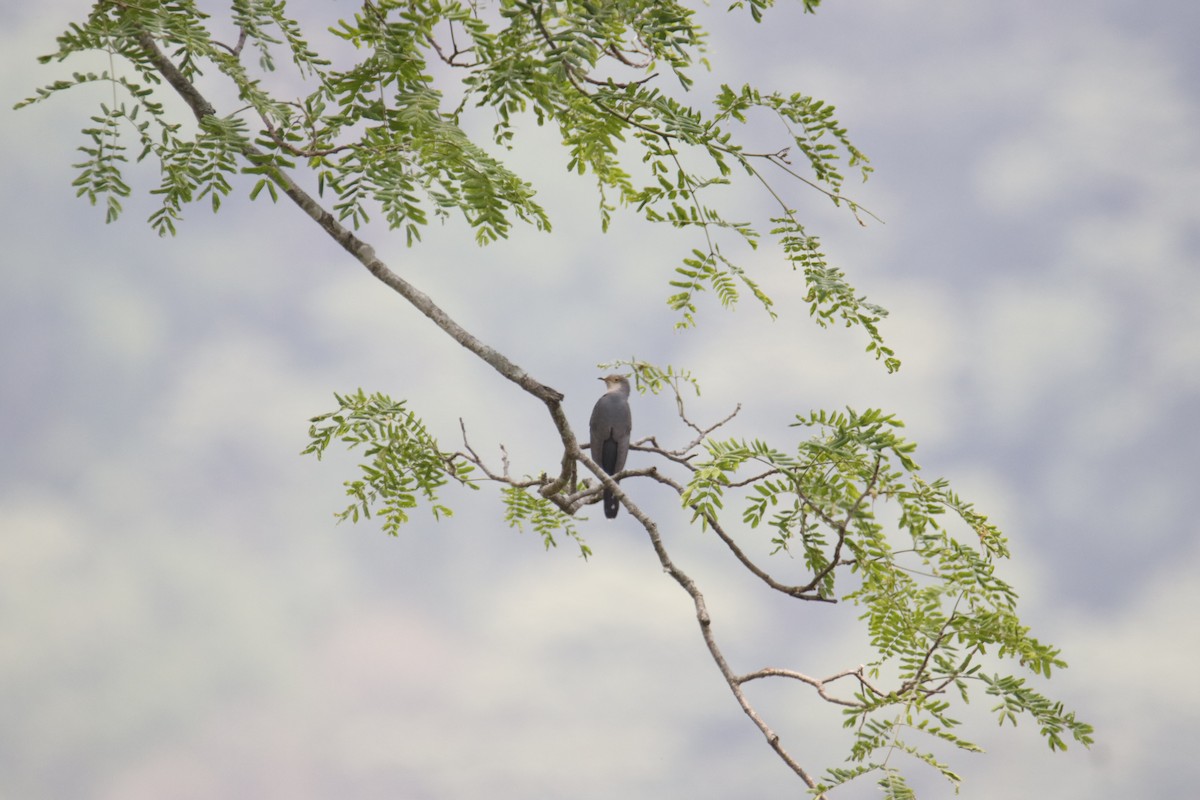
left=615, top=480, right=824, bottom=792
left=132, top=23, right=829, bottom=790
left=136, top=28, right=577, bottom=472
left=736, top=665, right=883, bottom=708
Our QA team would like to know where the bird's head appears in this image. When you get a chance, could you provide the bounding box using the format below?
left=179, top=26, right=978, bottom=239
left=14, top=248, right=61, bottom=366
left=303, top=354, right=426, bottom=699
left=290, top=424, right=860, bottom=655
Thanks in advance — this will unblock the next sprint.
left=599, top=374, right=630, bottom=393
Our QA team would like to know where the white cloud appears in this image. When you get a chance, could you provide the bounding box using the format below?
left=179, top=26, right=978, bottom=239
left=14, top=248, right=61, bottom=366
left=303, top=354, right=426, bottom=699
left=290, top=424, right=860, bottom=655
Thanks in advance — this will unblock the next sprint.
left=140, top=327, right=326, bottom=456
left=972, top=24, right=1199, bottom=218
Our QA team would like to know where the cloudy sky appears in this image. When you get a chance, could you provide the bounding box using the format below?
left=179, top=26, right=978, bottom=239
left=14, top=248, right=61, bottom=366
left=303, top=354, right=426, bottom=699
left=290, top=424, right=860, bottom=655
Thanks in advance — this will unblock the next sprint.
left=3, top=1, right=1198, bottom=797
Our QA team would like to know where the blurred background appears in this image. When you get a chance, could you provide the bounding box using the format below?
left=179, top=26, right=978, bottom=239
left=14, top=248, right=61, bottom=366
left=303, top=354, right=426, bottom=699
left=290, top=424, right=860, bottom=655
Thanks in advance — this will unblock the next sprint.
left=3, top=1, right=1198, bottom=797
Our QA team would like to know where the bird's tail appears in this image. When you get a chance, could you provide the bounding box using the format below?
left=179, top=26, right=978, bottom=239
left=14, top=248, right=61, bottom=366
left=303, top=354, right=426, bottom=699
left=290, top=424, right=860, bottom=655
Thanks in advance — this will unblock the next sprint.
left=604, top=487, right=619, bottom=519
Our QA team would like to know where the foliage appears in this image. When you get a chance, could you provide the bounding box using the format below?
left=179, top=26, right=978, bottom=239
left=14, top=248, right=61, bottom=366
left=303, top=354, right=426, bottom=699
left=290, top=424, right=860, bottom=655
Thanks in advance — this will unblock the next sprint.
left=17, top=0, right=890, bottom=365
left=502, top=485, right=592, bottom=559
left=302, top=389, right=475, bottom=534
left=679, top=406, right=1093, bottom=791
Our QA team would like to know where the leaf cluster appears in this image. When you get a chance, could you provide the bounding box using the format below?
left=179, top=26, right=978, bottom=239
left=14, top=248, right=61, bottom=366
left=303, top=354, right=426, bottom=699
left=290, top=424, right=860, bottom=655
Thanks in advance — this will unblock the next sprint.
left=502, top=484, right=592, bottom=559
left=683, top=407, right=1093, bottom=792
left=20, top=0, right=892, bottom=358
left=302, top=389, right=476, bottom=534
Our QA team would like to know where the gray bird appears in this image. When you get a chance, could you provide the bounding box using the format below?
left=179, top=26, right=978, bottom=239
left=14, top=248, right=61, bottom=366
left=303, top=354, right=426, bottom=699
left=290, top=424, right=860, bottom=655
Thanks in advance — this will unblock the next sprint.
left=589, top=374, right=632, bottom=518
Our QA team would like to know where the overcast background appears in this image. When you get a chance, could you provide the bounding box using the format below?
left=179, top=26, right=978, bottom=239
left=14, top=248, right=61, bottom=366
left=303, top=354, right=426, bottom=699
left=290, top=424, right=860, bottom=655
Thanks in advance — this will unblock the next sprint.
left=3, top=1, right=1198, bottom=797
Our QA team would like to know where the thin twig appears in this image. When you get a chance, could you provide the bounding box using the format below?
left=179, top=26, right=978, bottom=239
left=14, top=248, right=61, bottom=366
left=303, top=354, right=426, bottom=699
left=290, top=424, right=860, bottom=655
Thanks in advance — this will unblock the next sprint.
left=736, top=666, right=875, bottom=708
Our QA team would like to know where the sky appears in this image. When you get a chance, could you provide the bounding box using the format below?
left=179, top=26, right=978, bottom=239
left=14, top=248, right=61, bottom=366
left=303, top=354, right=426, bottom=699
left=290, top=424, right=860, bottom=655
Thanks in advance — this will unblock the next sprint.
left=3, top=1, right=1199, bottom=797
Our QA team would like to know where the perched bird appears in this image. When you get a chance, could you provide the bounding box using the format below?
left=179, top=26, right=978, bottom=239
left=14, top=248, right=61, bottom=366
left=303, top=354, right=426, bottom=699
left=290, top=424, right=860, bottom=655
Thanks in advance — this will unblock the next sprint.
left=589, top=374, right=632, bottom=518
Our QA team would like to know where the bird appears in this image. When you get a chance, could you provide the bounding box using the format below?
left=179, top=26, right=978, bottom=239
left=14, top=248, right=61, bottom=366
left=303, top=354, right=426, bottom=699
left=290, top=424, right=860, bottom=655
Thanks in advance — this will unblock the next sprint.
left=589, top=374, right=632, bottom=519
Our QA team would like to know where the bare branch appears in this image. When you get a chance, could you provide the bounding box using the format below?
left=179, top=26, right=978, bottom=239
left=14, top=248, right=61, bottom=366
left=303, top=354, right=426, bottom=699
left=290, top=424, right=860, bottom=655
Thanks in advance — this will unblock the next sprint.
left=630, top=402, right=739, bottom=468
left=605, top=42, right=652, bottom=69
left=631, top=437, right=699, bottom=469
left=736, top=666, right=875, bottom=708
left=611, top=476, right=824, bottom=791
left=645, top=469, right=834, bottom=602
left=425, top=26, right=480, bottom=68
left=681, top=402, right=741, bottom=445
left=724, top=467, right=783, bottom=489
left=212, top=27, right=248, bottom=58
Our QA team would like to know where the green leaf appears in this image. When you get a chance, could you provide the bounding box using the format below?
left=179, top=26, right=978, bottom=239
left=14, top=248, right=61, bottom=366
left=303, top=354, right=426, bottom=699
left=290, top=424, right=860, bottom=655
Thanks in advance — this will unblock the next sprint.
left=302, top=389, right=476, bottom=533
